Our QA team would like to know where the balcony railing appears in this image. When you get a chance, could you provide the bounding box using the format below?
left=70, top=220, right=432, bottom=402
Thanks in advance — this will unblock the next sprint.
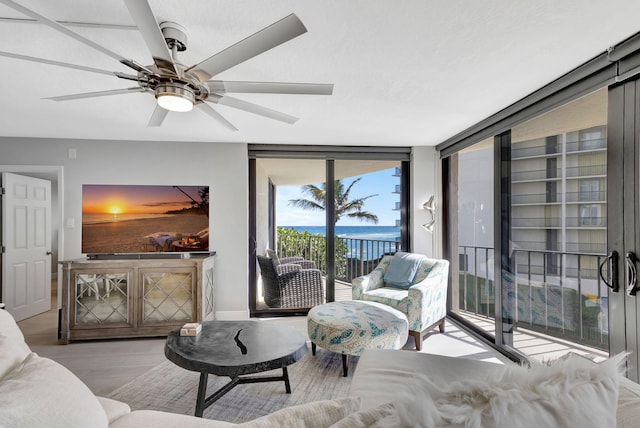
left=511, top=138, right=606, bottom=159
left=276, top=235, right=400, bottom=283
left=511, top=165, right=606, bottom=182
left=512, top=216, right=607, bottom=228
left=457, top=245, right=609, bottom=350
left=512, top=192, right=607, bottom=205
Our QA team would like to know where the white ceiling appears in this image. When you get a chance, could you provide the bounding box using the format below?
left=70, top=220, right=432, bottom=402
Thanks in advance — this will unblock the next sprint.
left=1, top=0, right=639, bottom=147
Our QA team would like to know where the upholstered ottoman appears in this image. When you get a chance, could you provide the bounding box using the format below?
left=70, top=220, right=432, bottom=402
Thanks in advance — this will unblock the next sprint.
left=307, top=300, right=409, bottom=376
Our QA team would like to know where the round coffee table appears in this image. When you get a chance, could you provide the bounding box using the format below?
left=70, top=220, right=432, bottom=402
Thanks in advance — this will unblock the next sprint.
left=165, top=320, right=307, bottom=417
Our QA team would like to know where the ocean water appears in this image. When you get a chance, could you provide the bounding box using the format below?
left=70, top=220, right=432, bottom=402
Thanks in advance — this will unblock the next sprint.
left=282, top=225, right=400, bottom=241
left=82, top=213, right=176, bottom=225
left=281, top=225, right=400, bottom=260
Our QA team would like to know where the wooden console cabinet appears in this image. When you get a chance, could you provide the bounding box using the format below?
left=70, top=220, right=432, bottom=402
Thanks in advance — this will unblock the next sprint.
left=59, top=253, right=215, bottom=343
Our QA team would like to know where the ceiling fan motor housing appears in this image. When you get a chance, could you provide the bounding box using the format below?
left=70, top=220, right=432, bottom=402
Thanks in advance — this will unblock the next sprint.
left=160, top=21, right=188, bottom=51
left=155, top=82, right=195, bottom=102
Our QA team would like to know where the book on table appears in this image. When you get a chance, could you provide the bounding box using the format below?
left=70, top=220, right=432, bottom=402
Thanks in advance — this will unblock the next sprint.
left=180, top=322, right=202, bottom=336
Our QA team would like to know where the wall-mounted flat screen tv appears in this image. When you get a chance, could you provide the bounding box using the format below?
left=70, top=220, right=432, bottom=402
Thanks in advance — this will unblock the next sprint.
left=82, top=184, right=209, bottom=254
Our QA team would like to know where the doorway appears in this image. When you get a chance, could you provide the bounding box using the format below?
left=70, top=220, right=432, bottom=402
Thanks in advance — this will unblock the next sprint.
left=608, top=77, right=640, bottom=382
left=0, top=166, right=63, bottom=320
left=249, top=147, right=411, bottom=317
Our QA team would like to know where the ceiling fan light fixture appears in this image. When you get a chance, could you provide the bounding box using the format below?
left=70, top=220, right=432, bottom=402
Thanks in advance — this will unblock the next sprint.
left=155, top=83, right=194, bottom=112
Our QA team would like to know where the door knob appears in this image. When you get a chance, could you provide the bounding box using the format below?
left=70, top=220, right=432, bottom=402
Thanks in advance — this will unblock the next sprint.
left=46, top=251, right=53, bottom=255
left=599, top=251, right=619, bottom=293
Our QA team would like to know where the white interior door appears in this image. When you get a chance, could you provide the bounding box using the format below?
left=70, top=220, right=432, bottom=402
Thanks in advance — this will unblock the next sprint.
left=1, top=172, right=52, bottom=321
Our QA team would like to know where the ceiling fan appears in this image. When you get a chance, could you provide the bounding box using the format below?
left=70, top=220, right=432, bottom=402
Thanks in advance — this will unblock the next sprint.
left=0, top=0, right=333, bottom=131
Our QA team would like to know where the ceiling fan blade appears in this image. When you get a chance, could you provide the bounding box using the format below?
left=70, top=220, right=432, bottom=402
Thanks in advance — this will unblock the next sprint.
left=45, top=87, right=146, bottom=101
left=208, top=81, right=334, bottom=95
left=147, top=105, right=169, bottom=127
left=187, top=14, right=307, bottom=82
left=212, top=95, right=298, bottom=124
left=0, top=16, right=137, bottom=31
left=123, top=0, right=177, bottom=74
left=196, top=103, right=238, bottom=131
left=114, top=71, right=147, bottom=82
left=0, top=0, right=150, bottom=74
left=0, top=51, right=114, bottom=76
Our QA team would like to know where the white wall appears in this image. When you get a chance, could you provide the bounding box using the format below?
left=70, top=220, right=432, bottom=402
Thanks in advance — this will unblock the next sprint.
left=0, top=138, right=441, bottom=318
left=411, top=146, right=441, bottom=258
left=255, top=161, right=270, bottom=255
left=0, top=137, right=249, bottom=319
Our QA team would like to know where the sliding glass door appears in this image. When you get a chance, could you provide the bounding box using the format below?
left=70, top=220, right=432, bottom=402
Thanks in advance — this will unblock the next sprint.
left=448, top=138, right=496, bottom=339
left=448, top=88, right=611, bottom=362
left=249, top=148, right=410, bottom=317
left=608, top=77, right=640, bottom=382
left=333, top=160, right=404, bottom=300
left=252, top=158, right=327, bottom=313
left=503, top=89, right=609, bottom=361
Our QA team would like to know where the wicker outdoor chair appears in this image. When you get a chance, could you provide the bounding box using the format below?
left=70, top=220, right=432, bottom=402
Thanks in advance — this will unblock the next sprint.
left=256, top=254, right=325, bottom=309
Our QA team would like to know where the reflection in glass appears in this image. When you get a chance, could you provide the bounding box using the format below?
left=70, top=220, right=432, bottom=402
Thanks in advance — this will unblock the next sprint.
left=450, top=137, right=496, bottom=337
left=74, top=273, right=128, bottom=324
left=143, top=272, right=193, bottom=322
left=508, top=88, right=609, bottom=360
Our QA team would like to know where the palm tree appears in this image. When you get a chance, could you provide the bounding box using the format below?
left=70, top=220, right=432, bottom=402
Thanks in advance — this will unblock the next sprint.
left=288, top=178, right=379, bottom=223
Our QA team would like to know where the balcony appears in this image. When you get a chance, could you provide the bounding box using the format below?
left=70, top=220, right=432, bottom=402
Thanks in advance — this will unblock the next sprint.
left=276, top=234, right=400, bottom=283
left=565, top=164, right=606, bottom=178
left=512, top=216, right=607, bottom=230
left=511, top=192, right=607, bottom=205
left=511, top=138, right=607, bottom=160
left=511, top=164, right=606, bottom=182
left=456, top=245, right=609, bottom=361
left=275, top=234, right=611, bottom=362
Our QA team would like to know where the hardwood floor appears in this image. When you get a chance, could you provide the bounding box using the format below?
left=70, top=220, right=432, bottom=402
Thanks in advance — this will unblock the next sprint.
left=16, top=281, right=508, bottom=397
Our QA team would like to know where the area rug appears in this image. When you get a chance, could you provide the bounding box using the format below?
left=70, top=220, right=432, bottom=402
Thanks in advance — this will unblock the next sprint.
left=107, top=349, right=358, bottom=423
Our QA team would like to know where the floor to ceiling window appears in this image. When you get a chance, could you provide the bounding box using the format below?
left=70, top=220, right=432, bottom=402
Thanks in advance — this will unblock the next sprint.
left=503, top=89, right=609, bottom=361
left=439, top=32, right=640, bottom=376
left=249, top=147, right=410, bottom=317
left=448, top=138, right=496, bottom=338
left=447, top=89, right=611, bottom=362
left=252, top=158, right=327, bottom=313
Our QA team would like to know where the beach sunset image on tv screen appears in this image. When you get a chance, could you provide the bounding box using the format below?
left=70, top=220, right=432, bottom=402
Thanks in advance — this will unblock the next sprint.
left=82, top=184, right=209, bottom=254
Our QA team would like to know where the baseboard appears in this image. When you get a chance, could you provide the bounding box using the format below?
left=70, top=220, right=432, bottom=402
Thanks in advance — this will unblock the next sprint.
left=215, top=310, right=250, bottom=320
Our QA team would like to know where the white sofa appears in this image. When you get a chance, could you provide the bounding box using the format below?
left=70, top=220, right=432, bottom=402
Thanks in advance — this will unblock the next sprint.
left=348, top=350, right=640, bottom=427
left=3, top=306, right=640, bottom=427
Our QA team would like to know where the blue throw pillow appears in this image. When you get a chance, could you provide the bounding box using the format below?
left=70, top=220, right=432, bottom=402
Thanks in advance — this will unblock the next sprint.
left=383, top=252, right=426, bottom=289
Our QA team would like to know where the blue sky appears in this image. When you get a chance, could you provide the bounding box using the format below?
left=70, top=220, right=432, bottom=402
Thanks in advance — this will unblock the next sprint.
left=276, top=167, right=400, bottom=226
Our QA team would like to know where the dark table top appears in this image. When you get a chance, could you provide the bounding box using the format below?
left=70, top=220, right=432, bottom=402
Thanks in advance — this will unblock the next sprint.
left=165, top=320, right=308, bottom=377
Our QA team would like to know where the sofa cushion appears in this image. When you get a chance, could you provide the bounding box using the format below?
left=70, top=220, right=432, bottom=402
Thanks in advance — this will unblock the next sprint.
left=350, top=350, right=506, bottom=411
left=383, top=252, right=425, bottom=289
left=0, top=352, right=109, bottom=428
left=0, top=334, right=30, bottom=379
left=617, top=376, right=640, bottom=427
left=96, top=396, right=132, bottom=425
left=237, top=397, right=361, bottom=428
left=110, top=410, right=236, bottom=427
left=329, top=402, right=398, bottom=427
left=0, top=308, right=30, bottom=347
left=393, top=352, right=626, bottom=428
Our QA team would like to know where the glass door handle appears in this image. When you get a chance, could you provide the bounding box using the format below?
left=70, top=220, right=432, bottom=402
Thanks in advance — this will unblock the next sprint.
left=627, top=252, right=639, bottom=296
left=599, top=251, right=619, bottom=293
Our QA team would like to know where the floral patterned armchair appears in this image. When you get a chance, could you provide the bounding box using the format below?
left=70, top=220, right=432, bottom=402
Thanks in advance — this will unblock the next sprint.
left=352, top=254, right=449, bottom=350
